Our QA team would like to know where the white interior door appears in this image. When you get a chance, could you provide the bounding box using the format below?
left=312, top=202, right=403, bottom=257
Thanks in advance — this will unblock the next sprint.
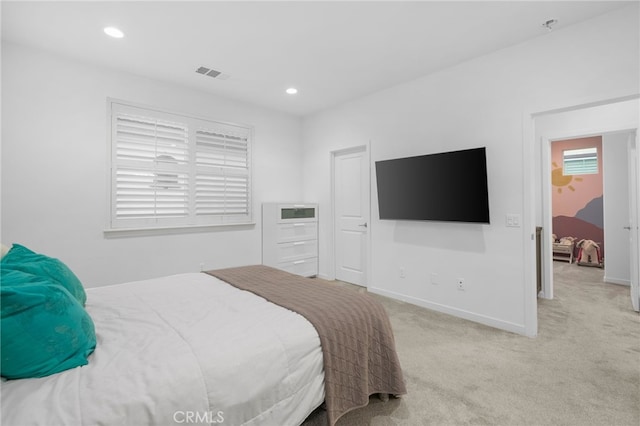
left=628, top=132, right=639, bottom=311
left=333, top=147, right=369, bottom=286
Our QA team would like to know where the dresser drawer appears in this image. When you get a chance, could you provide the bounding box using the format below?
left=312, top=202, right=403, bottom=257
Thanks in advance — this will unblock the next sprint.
left=278, top=257, right=318, bottom=278
left=277, top=205, right=317, bottom=223
left=276, top=222, right=317, bottom=242
left=276, top=240, right=318, bottom=262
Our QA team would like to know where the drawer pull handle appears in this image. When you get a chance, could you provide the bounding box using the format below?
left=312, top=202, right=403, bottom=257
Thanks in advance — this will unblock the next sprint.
left=293, top=260, right=305, bottom=265
left=293, top=242, right=305, bottom=246
left=293, top=223, right=306, bottom=227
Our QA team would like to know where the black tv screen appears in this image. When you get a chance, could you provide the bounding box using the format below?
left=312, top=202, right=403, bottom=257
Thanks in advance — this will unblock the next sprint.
left=375, top=147, right=490, bottom=223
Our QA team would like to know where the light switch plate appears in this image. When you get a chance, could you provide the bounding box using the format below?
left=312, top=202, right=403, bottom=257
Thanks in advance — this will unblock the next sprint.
left=506, top=214, right=521, bottom=227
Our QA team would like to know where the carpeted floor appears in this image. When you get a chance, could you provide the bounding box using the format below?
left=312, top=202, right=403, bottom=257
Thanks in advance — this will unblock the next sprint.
left=303, top=262, right=640, bottom=426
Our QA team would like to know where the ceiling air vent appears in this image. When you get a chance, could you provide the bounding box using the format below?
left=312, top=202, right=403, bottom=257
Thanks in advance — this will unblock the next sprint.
left=195, top=66, right=230, bottom=80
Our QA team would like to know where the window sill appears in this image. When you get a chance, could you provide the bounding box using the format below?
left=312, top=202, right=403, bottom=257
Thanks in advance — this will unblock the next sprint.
left=104, top=222, right=256, bottom=238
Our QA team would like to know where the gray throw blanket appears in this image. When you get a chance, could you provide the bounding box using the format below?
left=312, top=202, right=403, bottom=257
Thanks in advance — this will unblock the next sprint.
left=205, top=265, right=406, bottom=426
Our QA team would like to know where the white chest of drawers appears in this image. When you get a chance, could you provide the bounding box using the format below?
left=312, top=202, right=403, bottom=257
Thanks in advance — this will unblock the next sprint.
left=262, top=203, right=318, bottom=277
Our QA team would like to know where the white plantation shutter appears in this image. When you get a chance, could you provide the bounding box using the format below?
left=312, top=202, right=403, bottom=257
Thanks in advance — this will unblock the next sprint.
left=110, top=101, right=252, bottom=230
left=114, top=115, right=190, bottom=224
left=195, top=128, right=250, bottom=219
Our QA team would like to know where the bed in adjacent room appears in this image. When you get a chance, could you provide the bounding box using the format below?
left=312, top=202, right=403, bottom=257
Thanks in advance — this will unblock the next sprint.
left=1, top=248, right=406, bottom=426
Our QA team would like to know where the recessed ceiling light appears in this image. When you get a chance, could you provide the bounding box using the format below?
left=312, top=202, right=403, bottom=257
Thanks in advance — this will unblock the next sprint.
left=104, top=27, right=124, bottom=39
left=286, top=87, right=298, bottom=95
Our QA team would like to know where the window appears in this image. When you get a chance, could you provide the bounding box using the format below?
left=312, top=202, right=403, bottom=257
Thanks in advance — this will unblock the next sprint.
left=563, top=147, right=598, bottom=176
left=109, top=101, right=252, bottom=231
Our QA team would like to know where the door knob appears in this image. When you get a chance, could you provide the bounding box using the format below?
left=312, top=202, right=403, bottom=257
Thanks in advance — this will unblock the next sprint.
left=358, top=223, right=368, bottom=228
left=623, top=226, right=632, bottom=230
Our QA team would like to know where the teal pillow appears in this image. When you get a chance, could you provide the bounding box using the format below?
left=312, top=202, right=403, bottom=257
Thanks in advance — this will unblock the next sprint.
left=1, top=272, right=97, bottom=379
left=1, top=268, right=49, bottom=286
left=1, top=244, right=86, bottom=306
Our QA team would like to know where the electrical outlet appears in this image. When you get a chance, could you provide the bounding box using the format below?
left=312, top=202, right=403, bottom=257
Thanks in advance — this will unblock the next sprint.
left=457, top=278, right=465, bottom=291
left=200, top=262, right=205, bottom=272
left=430, top=273, right=439, bottom=285
left=399, top=267, right=406, bottom=278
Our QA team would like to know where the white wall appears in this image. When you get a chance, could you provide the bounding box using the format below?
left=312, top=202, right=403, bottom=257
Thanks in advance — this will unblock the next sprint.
left=1, top=42, right=304, bottom=287
left=302, top=5, right=639, bottom=334
left=603, top=133, right=632, bottom=285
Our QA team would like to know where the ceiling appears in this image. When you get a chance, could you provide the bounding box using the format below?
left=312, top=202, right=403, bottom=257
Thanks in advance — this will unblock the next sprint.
left=1, top=1, right=632, bottom=117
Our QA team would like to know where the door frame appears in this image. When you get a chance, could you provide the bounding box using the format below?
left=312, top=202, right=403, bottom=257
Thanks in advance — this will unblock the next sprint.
left=526, top=95, right=639, bottom=310
left=329, top=144, right=371, bottom=286
left=627, top=131, right=640, bottom=311
left=540, top=130, right=636, bottom=299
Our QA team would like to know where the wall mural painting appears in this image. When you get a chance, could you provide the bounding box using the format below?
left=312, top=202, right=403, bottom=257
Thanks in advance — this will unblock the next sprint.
left=551, top=136, right=604, bottom=259
left=551, top=162, right=583, bottom=193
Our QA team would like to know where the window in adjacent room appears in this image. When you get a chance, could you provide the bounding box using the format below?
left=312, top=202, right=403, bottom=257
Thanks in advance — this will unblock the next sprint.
left=562, top=147, right=598, bottom=175
left=108, top=100, right=252, bottom=231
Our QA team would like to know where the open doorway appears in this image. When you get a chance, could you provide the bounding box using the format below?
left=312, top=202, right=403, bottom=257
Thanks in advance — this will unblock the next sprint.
left=550, top=133, right=632, bottom=288
left=550, top=136, right=604, bottom=269
left=533, top=98, right=639, bottom=311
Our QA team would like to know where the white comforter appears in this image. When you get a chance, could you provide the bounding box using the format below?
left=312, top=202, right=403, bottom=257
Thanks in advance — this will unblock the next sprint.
left=1, top=273, right=325, bottom=426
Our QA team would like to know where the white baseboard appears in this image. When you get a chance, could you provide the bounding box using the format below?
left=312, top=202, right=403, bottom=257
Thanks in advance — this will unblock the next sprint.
left=604, top=276, right=631, bottom=286
left=368, top=287, right=529, bottom=336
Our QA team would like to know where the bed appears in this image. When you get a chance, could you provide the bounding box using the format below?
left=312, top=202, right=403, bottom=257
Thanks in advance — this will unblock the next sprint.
left=1, top=263, right=406, bottom=426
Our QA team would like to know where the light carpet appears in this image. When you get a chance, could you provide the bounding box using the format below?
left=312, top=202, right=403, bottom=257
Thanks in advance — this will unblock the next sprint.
left=303, top=262, right=639, bottom=425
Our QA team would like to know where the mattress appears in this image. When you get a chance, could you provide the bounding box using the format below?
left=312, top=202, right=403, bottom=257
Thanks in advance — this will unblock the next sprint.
left=1, top=272, right=325, bottom=425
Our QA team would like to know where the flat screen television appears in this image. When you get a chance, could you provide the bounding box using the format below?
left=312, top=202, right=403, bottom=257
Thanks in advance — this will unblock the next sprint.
left=375, top=147, right=490, bottom=223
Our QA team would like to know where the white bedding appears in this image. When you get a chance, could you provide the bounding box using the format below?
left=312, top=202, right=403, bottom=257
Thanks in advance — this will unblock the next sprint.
left=1, top=272, right=325, bottom=425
